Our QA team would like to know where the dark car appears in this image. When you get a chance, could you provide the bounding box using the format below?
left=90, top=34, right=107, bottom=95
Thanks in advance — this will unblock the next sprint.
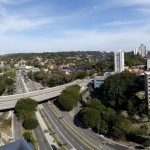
left=51, top=144, right=60, bottom=150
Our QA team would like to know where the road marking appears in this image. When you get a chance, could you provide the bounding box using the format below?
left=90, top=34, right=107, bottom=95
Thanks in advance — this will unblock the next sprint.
left=38, top=130, right=39, bottom=133
left=55, top=120, right=58, bottom=122
left=17, top=129, right=18, bottom=131
left=99, top=146, right=106, bottom=150
left=80, top=146, right=83, bottom=149
left=42, top=106, right=75, bottom=149
left=81, top=131, right=84, bottom=134
left=71, top=138, right=74, bottom=141
left=90, top=137, right=93, bottom=140
left=41, top=138, right=43, bottom=141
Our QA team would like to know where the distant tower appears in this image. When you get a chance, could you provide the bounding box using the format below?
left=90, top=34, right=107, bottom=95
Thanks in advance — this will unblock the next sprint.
left=133, top=48, right=138, bottom=55
left=139, top=44, right=147, bottom=57
left=114, top=50, right=124, bottom=72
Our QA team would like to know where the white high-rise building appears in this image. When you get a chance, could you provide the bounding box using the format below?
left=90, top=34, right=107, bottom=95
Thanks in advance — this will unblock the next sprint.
left=133, top=48, right=138, bottom=55
left=114, top=50, right=124, bottom=72
left=139, top=44, right=147, bottom=57
left=144, top=72, right=150, bottom=108
left=147, top=59, right=150, bottom=70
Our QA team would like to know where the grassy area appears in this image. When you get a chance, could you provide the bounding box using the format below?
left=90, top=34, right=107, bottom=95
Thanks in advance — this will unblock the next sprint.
left=48, top=102, right=98, bottom=150
left=132, top=122, right=150, bottom=129
left=39, top=109, right=67, bottom=150
left=22, top=126, right=38, bottom=149
left=0, top=118, right=11, bottom=135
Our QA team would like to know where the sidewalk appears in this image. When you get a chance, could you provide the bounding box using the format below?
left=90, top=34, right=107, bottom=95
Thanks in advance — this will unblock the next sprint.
left=35, top=107, right=58, bottom=148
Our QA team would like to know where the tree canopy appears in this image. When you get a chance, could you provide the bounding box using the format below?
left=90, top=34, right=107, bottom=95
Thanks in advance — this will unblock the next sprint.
left=58, top=85, right=80, bottom=111
left=100, top=72, right=144, bottom=112
left=23, top=118, right=38, bottom=130
left=15, top=98, right=37, bottom=120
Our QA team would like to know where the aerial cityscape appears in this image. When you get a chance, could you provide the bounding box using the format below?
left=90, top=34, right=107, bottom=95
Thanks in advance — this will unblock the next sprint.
left=0, top=0, right=150, bottom=150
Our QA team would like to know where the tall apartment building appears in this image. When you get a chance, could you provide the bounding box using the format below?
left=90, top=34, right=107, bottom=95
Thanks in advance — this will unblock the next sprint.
left=139, top=44, right=147, bottom=57
left=133, top=48, right=138, bottom=55
left=145, top=72, right=150, bottom=108
left=114, top=50, right=124, bottom=72
left=147, top=59, right=150, bottom=70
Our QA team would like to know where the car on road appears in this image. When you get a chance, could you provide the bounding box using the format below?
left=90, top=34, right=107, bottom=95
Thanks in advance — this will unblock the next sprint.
left=51, top=144, right=60, bottom=150
left=43, top=129, right=49, bottom=133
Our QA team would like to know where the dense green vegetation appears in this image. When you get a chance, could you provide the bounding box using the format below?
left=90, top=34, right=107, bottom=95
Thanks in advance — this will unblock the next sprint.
left=125, top=52, right=147, bottom=67
left=80, top=98, right=149, bottom=145
left=23, top=131, right=37, bottom=147
left=0, top=69, right=16, bottom=95
left=100, top=72, right=146, bottom=117
left=23, top=118, right=38, bottom=130
left=58, top=85, right=80, bottom=111
left=15, top=98, right=38, bottom=130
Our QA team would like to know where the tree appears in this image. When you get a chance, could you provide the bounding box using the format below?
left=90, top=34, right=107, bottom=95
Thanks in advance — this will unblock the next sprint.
left=110, top=115, right=132, bottom=140
left=15, top=98, right=37, bottom=120
left=23, top=118, right=38, bottom=130
left=100, top=72, right=144, bottom=111
left=23, top=131, right=36, bottom=146
left=80, top=107, right=100, bottom=128
left=85, top=98, right=105, bottom=113
left=58, top=85, right=80, bottom=111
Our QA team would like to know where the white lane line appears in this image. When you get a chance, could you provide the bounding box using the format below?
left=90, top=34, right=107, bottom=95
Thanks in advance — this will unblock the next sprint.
left=41, top=138, right=43, bottom=141
left=71, top=138, right=74, bottom=141
left=42, top=108, right=75, bottom=149
left=99, top=145, right=106, bottom=150
left=80, top=146, right=83, bottom=149
left=81, top=131, right=84, bottom=134
left=90, top=137, right=93, bottom=140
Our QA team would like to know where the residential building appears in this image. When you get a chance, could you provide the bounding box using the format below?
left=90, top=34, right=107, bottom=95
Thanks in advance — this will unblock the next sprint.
left=93, top=76, right=106, bottom=88
left=114, top=50, right=124, bottom=72
left=133, top=48, right=138, bottom=55
left=144, top=71, right=150, bottom=108
left=147, top=59, right=150, bottom=70
left=139, top=44, right=147, bottom=57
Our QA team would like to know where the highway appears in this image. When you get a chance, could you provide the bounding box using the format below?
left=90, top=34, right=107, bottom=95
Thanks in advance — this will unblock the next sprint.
left=13, top=115, right=23, bottom=140
left=0, top=78, right=90, bottom=110
left=52, top=100, right=131, bottom=150
left=34, top=116, right=52, bottom=150
left=24, top=75, right=54, bottom=150
left=13, top=71, right=24, bottom=141
left=42, top=103, right=91, bottom=150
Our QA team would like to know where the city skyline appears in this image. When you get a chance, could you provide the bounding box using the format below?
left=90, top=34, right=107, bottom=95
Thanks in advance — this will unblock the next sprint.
left=0, top=0, right=150, bottom=53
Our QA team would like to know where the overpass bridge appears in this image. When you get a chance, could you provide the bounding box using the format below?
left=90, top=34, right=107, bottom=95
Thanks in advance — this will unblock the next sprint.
left=0, top=79, right=92, bottom=110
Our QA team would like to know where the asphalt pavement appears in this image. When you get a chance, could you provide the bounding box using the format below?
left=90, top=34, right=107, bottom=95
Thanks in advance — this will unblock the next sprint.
left=13, top=115, right=23, bottom=141
left=33, top=116, right=52, bottom=150
left=42, top=103, right=92, bottom=150
left=51, top=100, right=132, bottom=150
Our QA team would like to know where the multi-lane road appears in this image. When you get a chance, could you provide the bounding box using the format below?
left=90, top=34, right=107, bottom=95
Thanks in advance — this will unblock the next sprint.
left=12, top=71, right=135, bottom=150
left=42, top=103, right=92, bottom=150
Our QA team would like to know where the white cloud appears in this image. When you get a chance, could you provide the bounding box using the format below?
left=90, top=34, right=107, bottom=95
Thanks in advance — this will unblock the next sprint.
left=133, top=8, right=150, bottom=14
left=0, top=27, right=150, bottom=53
left=101, top=21, right=138, bottom=27
left=0, top=0, right=32, bottom=4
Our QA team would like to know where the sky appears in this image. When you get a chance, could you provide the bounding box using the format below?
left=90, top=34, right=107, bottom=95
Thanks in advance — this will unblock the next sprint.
left=0, top=0, right=150, bottom=53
